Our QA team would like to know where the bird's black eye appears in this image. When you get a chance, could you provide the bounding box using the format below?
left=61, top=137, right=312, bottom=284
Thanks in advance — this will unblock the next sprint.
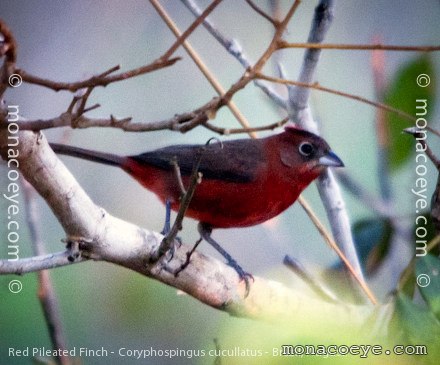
left=298, top=141, right=315, bottom=157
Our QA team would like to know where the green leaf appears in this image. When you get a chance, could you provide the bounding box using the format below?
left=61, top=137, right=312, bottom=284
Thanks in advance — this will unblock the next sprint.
left=352, top=217, right=393, bottom=275
left=416, top=254, right=440, bottom=320
left=384, top=55, right=435, bottom=170
left=394, top=293, right=440, bottom=351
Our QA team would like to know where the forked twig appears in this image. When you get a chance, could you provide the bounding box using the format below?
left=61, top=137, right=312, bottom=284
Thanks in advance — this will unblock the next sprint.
left=150, top=0, right=257, bottom=137
left=155, top=149, right=204, bottom=259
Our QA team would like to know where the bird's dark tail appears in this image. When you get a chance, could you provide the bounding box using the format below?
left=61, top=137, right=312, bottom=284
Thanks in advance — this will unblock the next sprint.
left=50, top=143, right=125, bottom=167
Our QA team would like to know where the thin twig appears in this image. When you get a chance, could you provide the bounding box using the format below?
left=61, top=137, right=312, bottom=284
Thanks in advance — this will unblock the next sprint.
left=336, top=171, right=392, bottom=217
left=17, top=4, right=221, bottom=93
left=257, top=73, right=417, bottom=123
left=181, top=0, right=251, bottom=69
left=180, top=0, right=286, bottom=108
left=297, top=196, right=377, bottom=305
left=3, top=99, right=220, bottom=132
left=151, top=0, right=257, bottom=137
left=17, top=58, right=179, bottom=92
left=216, top=0, right=301, bottom=108
left=278, top=41, right=440, bottom=52
left=171, top=157, right=187, bottom=195
left=160, top=0, right=223, bottom=60
left=22, top=180, right=70, bottom=365
left=203, top=117, right=288, bottom=135
left=155, top=151, right=204, bottom=259
left=371, top=37, right=392, bottom=203
left=284, top=255, right=338, bottom=303
left=245, top=0, right=279, bottom=26
left=213, top=338, right=222, bottom=365
left=404, top=127, right=440, bottom=168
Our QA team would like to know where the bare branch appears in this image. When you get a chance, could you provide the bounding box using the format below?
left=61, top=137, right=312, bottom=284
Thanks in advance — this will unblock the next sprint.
left=15, top=16, right=207, bottom=94
left=180, top=0, right=286, bottom=108
left=156, top=153, right=203, bottom=259
left=404, top=127, right=440, bottom=168
left=297, top=196, right=377, bottom=305
left=285, top=0, right=368, bottom=303
left=22, top=180, right=70, bottom=365
left=181, top=0, right=251, bottom=68
left=278, top=41, right=440, bottom=52
left=371, top=39, right=393, bottom=203
left=284, top=255, right=338, bottom=303
left=256, top=73, right=416, bottom=123
left=203, top=117, right=288, bottom=135
left=158, top=0, right=224, bottom=60
left=0, top=250, right=86, bottom=274
left=336, top=171, right=393, bottom=217
left=17, top=58, right=179, bottom=92
left=3, top=98, right=220, bottom=132
left=152, top=0, right=257, bottom=137
left=245, top=0, right=279, bottom=26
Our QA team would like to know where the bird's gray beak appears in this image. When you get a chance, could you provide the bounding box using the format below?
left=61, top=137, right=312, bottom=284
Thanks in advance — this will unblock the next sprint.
left=318, top=150, right=344, bottom=167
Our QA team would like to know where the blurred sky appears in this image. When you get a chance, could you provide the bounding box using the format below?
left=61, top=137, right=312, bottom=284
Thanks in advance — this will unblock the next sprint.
left=0, top=1, right=439, bottom=364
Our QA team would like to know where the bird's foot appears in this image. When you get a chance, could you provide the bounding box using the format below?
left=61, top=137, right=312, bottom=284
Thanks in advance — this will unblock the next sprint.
left=226, top=257, right=254, bottom=297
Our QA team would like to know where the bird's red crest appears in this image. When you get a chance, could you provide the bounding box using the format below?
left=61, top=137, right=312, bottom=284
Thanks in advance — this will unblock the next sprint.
left=284, top=123, right=302, bottom=133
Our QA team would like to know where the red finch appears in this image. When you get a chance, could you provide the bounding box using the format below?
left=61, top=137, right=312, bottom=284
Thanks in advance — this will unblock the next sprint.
left=50, top=125, right=343, bottom=291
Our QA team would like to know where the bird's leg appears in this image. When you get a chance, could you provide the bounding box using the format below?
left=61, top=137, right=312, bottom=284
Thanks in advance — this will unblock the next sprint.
left=161, top=199, right=172, bottom=235
left=151, top=199, right=181, bottom=263
left=198, top=223, right=253, bottom=295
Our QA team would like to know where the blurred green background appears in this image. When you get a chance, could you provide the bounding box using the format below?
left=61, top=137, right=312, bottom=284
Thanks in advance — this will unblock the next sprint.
left=1, top=1, right=439, bottom=364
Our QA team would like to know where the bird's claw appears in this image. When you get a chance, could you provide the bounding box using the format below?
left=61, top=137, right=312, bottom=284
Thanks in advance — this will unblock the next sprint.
left=227, top=258, right=254, bottom=297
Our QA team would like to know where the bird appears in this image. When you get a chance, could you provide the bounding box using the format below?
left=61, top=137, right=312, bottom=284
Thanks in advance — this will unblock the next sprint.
left=50, top=125, right=344, bottom=292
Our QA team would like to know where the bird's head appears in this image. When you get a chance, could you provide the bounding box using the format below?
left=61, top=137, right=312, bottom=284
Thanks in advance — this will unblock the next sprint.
left=279, top=124, right=344, bottom=176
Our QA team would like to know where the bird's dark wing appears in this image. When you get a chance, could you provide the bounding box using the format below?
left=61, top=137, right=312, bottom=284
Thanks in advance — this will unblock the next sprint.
left=129, top=138, right=264, bottom=183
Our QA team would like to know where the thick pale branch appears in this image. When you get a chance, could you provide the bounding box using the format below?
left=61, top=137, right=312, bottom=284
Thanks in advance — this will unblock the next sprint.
left=0, top=128, right=373, bottom=321
left=285, top=0, right=367, bottom=302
